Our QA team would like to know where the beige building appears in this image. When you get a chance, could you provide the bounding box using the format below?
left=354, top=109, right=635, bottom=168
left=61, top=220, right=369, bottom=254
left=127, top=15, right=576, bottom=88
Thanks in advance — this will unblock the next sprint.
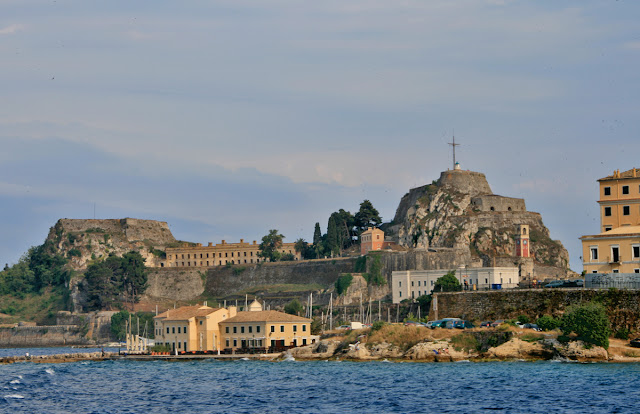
left=581, top=168, right=640, bottom=274
left=391, top=267, right=520, bottom=304
left=161, top=239, right=301, bottom=268
left=153, top=305, right=236, bottom=352
left=220, top=301, right=315, bottom=351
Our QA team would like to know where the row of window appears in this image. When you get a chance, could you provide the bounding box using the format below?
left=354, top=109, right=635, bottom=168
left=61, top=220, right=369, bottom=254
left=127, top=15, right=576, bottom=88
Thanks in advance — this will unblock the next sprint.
left=603, top=185, right=640, bottom=196
left=603, top=205, right=638, bottom=217
left=589, top=245, right=640, bottom=262
left=161, top=326, right=188, bottom=335
left=224, top=324, right=307, bottom=334
left=172, top=259, right=262, bottom=267
left=223, top=338, right=309, bottom=348
left=169, top=250, right=294, bottom=260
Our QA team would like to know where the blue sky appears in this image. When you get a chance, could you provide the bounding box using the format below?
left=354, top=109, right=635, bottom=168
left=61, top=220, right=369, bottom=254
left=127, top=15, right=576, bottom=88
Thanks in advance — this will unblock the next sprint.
left=1, top=0, right=639, bottom=271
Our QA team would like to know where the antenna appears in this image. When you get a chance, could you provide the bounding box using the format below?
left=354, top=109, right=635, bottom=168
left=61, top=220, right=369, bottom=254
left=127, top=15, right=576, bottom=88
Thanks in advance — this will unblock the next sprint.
left=448, top=132, right=461, bottom=170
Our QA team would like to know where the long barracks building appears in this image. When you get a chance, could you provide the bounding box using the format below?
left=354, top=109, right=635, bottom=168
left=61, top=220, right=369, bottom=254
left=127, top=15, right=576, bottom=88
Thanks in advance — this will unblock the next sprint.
left=160, top=239, right=301, bottom=268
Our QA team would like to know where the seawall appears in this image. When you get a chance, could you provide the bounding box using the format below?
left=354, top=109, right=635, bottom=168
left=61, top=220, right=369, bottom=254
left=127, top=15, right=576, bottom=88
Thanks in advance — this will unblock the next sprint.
left=431, top=288, right=640, bottom=331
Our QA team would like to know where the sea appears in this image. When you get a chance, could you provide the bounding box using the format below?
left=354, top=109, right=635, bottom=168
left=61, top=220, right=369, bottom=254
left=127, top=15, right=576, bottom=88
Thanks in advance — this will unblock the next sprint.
left=1, top=347, right=639, bottom=413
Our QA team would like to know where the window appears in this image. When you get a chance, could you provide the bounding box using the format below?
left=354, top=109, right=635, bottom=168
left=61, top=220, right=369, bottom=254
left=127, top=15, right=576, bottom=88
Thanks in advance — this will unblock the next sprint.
left=172, top=327, right=175, bottom=334
left=605, top=227, right=612, bottom=232
left=623, top=205, right=630, bottom=215
left=233, top=339, right=237, bottom=347
left=604, top=187, right=611, bottom=196
left=241, top=326, right=245, bottom=334
left=613, top=269, right=619, bottom=273
left=293, top=325, right=297, bottom=332
left=302, top=325, right=306, bottom=332
left=399, top=291, right=402, bottom=298
left=593, top=270, right=598, bottom=273
left=611, top=246, right=620, bottom=262
left=178, top=342, right=181, bottom=349
left=225, top=327, right=229, bottom=334
left=177, top=327, right=181, bottom=334
left=635, top=269, right=640, bottom=274
left=233, top=326, right=237, bottom=334
left=280, top=325, right=284, bottom=332
left=411, top=281, right=414, bottom=287
left=226, top=339, right=230, bottom=347
left=418, top=281, right=421, bottom=287
left=166, top=327, right=170, bottom=334
left=604, top=207, right=612, bottom=217
left=270, top=325, right=275, bottom=333
left=257, top=326, right=261, bottom=333
left=622, top=185, right=629, bottom=195
left=399, top=281, right=401, bottom=287
left=590, top=247, right=598, bottom=261
left=248, top=326, right=252, bottom=333
left=633, top=245, right=640, bottom=259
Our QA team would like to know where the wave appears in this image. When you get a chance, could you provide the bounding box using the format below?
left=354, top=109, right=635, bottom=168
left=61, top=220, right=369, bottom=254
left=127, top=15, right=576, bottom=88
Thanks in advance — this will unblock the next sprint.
left=4, top=394, right=25, bottom=399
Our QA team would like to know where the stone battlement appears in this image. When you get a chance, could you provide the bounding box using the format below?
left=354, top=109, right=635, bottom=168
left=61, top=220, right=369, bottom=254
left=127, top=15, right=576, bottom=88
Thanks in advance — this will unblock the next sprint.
left=437, top=169, right=492, bottom=197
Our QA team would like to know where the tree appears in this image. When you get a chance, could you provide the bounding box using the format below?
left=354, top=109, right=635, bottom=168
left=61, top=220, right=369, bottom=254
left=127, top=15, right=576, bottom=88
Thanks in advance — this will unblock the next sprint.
left=329, top=209, right=355, bottom=251
left=120, top=251, right=148, bottom=310
left=258, top=229, right=284, bottom=262
left=294, top=238, right=315, bottom=260
left=561, top=302, right=611, bottom=349
left=433, top=270, right=461, bottom=292
left=313, top=222, right=324, bottom=259
left=326, top=217, right=339, bottom=257
left=364, top=253, right=385, bottom=286
left=416, top=294, right=432, bottom=312
left=335, top=273, right=353, bottom=295
left=536, top=315, right=561, bottom=331
left=354, top=200, right=382, bottom=234
left=284, top=298, right=304, bottom=315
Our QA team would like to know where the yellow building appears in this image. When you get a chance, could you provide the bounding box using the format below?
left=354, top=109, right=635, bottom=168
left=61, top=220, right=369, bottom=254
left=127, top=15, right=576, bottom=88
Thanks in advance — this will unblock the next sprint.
left=153, top=305, right=236, bottom=352
left=598, top=168, right=640, bottom=232
left=161, top=239, right=301, bottom=268
left=581, top=168, right=640, bottom=274
left=220, top=301, right=315, bottom=351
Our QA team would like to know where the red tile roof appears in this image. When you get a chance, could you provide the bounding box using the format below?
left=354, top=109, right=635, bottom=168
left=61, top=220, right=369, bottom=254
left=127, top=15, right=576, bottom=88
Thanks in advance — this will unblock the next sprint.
left=221, top=310, right=311, bottom=324
left=599, top=168, right=640, bottom=181
left=154, top=305, right=222, bottom=321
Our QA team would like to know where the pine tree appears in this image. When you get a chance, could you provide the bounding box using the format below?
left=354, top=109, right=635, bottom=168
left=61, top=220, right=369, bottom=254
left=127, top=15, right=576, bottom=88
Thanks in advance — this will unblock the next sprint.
left=326, top=217, right=339, bottom=257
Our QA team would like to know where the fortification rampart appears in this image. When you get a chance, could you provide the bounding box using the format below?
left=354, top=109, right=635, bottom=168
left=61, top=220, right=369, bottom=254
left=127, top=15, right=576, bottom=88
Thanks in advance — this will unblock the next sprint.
left=437, top=170, right=492, bottom=196
left=52, top=218, right=175, bottom=245
left=471, top=195, right=526, bottom=212
left=430, top=289, right=640, bottom=332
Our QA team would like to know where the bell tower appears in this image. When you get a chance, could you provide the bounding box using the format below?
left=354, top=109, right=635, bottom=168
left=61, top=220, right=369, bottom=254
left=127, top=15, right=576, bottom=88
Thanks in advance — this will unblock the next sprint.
left=515, top=224, right=530, bottom=258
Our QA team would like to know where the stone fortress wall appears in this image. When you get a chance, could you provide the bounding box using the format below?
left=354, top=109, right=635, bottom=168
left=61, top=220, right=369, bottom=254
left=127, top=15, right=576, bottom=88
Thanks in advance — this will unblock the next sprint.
left=55, top=218, right=175, bottom=245
left=471, top=195, right=526, bottom=212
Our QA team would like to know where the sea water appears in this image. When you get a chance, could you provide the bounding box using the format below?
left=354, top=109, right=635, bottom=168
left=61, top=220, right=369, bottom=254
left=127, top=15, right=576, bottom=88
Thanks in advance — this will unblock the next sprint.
left=1, top=352, right=639, bottom=413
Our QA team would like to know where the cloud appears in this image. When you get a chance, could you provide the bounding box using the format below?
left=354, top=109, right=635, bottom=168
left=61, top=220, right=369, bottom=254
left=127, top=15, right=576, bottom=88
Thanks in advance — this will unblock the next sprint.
left=0, top=24, right=24, bottom=35
left=623, top=40, right=640, bottom=50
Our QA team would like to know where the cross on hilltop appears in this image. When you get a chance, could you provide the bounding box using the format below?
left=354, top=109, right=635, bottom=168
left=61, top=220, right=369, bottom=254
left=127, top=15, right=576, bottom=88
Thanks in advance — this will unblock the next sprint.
left=448, top=135, right=460, bottom=170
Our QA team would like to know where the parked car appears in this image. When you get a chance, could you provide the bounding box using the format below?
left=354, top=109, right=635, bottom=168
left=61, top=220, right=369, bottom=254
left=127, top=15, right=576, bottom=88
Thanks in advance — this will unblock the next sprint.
left=480, top=321, right=492, bottom=328
left=630, top=338, right=640, bottom=348
left=453, top=320, right=475, bottom=329
left=491, top=320, right=505, bottom=327
left=524, top=323, right=541, bottom=331
left=429, top=320, right=445, bottom=329
left=544, top=281, right=564, bottom=288
left=425, top=321, right=437, bottom=328
left=443, top=318, right=463, bottom=329
left=515, top=321, right=525, bottom=328
left=337, top=325, right=351, bottom=330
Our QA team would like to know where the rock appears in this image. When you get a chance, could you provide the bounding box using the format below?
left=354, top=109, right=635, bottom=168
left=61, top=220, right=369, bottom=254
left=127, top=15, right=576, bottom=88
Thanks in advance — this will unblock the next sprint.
left=486, top=338, right=550, bottom=360
left=405, top=341, right=468, bottom=361
left=554, top=340, right=609, bottom=362
left=367, top=342, right=404, bottom=359
left=289, top=340, right=341, bottom=359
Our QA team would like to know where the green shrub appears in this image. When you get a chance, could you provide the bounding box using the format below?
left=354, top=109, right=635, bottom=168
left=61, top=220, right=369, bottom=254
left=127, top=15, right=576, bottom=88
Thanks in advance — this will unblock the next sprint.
left=67, top=249, right=82, bottom=258
left=537, top=315, right=561, bottom=331
left=615, top=328, right=631, bottom=340
left=561, top=302, right=611, bottom=349
left=284, top=299, right=304, bottom=316
left=450, top=333, right=479, bottom=352
left=517, top=315, right=530, bottom=324
left=335, top=274, right=353, bottom=295
left=150, top=344, right=171, bottom=353
left=354, top=256, right=367, bottom=273
left=371, top=321, right=386, bottom=332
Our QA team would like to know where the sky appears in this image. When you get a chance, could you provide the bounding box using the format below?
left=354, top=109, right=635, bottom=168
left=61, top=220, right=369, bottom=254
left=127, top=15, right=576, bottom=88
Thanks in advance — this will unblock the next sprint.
left=1, top=0, right=639, bottom=272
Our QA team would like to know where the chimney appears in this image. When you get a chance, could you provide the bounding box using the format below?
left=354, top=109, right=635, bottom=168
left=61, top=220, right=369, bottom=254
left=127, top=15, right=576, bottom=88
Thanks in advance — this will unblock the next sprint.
left=240, top=239, right=244, bottom=244
left=222, top=240, right=226, bottom=245
left=208, top=242, right=213, bottom=247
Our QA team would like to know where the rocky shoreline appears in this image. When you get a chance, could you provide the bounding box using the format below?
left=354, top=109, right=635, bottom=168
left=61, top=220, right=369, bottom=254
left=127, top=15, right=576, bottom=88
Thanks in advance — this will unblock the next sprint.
left=289, top=336, right=624, bottom=363
left=0, top=351, right=118, bottom=364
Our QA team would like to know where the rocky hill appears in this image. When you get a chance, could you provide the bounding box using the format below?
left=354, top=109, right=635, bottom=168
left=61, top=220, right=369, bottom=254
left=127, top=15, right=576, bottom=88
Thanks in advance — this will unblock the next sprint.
left=385, top=167, right=570, bottom=279
left=47, top=218, right=178, bottom=271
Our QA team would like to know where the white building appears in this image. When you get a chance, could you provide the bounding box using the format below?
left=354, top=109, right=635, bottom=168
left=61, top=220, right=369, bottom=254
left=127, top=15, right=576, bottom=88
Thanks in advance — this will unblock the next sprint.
left=391, top=267, right=520, bottom=304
